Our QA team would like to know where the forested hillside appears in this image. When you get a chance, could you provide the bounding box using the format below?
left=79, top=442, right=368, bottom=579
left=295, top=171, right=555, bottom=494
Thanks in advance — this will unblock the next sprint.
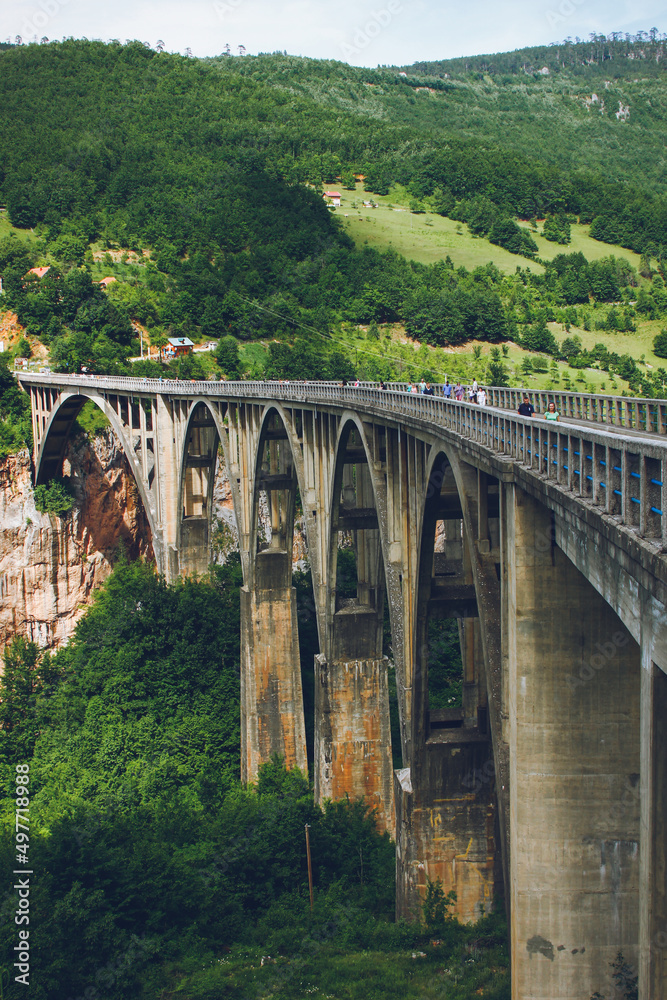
left=3, top=36, right=667, bottom=400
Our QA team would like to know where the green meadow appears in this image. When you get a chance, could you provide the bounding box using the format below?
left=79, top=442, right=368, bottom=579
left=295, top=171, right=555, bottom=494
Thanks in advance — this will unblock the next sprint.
left=335, top=183, right=643, bottom=276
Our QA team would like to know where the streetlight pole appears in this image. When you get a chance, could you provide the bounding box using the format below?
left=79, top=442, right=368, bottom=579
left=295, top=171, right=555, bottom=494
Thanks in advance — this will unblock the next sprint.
left=305, top=824, right=314, bottom=912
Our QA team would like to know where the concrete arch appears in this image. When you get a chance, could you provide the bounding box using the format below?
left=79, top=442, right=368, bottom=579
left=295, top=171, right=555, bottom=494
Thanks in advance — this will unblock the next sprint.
left=401, top=442, right=499, bottom=924
left=318, top=412, right=395, bottom=834
left=326, top=413, right=391, bottom=630
left=34, top=388, right=159, bottom=547
left=175, top=396, right=243, bottom=579
left=241, top=401, right=313, bottom=782
left=247, top=403, right=316, bottom=591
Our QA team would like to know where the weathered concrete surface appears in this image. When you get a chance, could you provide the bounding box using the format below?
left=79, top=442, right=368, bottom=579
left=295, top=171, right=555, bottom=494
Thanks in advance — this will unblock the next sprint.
left=645, top=662, right=667, bottom=997
left=395, top=733, right=496, bottom=925
left=240, top=549, right=307, bottom=783
left=314, top=650, right=395, bottom=836
left=507, top=485, right=641, bottom=1000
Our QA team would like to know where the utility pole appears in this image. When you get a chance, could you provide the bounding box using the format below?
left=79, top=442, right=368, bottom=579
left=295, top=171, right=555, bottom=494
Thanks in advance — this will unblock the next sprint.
left=305, top=824, right=314, bottom=912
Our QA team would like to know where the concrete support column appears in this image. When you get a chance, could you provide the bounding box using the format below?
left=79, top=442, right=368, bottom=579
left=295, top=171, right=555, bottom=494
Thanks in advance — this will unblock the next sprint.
left=240, top=549, right=307, bottom=783
left=460, top=617, right=487, bottom=730
left=314, top=649, right=394, bottom=835
left=395, top=735, right=496, bottom=925
left=508, top=485, right=640, bottom=1000
left=314, top=601, right=394, bottom=834
left=639, top=658, right=667, bottom=998
left=155, top=394, right=180, bottom=580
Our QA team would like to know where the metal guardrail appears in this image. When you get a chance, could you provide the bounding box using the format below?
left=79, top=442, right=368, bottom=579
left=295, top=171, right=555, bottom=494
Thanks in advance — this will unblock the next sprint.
left=18, top=373, right=667, bottom=549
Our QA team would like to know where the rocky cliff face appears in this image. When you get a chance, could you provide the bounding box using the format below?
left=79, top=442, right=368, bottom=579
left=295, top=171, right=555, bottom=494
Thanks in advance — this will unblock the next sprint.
left=0, top=430, right=153, bottom=650
left=1, top=431, right=312, bottom=652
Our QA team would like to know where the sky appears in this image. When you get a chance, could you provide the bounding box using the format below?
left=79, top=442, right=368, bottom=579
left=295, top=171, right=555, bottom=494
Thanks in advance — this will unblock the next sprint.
left=4, top=0, right=667, bottom=67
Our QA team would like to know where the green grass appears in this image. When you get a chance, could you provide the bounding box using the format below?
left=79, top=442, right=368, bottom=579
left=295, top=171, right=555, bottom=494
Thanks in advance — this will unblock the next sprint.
left=72, top=399, right=111, bottom=437
left=163, top=927, right=511, bottom=1000
left=337, top=185, right=541, bottom=275
left=334, top=184, right=642, bottom=277
left=530, top=222, right=642, bottom=269
left=240, top=341, right=270, bottom=375
left=566, top=317, right=664, bottom=366
left=0, top=210, right=38, bottom=242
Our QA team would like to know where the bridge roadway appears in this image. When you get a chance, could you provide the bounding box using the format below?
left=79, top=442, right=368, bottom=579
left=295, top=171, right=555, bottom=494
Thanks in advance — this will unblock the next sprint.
left=18, top=373, right=667, bottom=1000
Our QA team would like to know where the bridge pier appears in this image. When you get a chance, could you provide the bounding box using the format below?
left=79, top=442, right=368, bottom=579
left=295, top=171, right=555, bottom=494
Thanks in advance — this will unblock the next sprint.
left=240, top=549, right=307, bottom=783
left=508, top=486, right=640, bottom=1000
left=314, top=594, right=394, bottom=835
left=395, top=732, right=497, bottom=923
left=396, top=482, right=498, bottom=925
left=641, top=659, right=667, bottom=996
left=313, top=428, right=395, bottom=833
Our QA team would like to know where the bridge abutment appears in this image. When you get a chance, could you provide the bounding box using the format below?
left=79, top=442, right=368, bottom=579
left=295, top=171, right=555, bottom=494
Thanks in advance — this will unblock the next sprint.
left=508, top=485, right=640, bottom=1000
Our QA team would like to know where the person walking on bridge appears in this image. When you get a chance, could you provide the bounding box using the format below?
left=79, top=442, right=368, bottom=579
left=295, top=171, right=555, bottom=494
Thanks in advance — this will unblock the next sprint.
left=518, top=396, right=535, bottom=417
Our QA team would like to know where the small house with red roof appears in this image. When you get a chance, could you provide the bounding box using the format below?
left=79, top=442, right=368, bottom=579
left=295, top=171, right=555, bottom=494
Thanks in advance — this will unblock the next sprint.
left=28, top=266, right=50, bottom=279
left=323, top=191, right=342, bottom=207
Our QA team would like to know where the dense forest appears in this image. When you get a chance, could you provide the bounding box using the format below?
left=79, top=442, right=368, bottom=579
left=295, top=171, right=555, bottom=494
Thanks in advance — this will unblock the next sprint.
left=2, top=38, right=667, bottom=400
left=0, top=558, right=509, bottom=999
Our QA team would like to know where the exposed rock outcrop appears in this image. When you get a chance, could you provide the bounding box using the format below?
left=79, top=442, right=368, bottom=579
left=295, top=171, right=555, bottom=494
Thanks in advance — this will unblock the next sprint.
left=1, top=431, right=310, bottom=653
left=0, top=431, right=153, bottom=651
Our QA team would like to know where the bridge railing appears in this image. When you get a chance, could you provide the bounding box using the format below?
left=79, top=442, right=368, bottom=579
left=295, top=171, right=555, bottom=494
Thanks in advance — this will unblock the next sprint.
left=17, top=373, right=667, bottom=548
left=17, top=372, right=667, bottom=433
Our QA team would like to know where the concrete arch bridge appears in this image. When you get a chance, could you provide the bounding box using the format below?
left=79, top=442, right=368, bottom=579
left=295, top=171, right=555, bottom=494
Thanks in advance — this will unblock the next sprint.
left=18, top=372, right=667, bottom=1000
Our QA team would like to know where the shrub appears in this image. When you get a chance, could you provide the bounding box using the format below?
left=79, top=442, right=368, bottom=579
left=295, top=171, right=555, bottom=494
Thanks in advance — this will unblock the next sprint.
left=215, top=336, right=241, bottom=378
left=15, top=337, right=31, bottom=358
left=489, top=218, right=538, bottom=258
left=422, top=877, right=457, bottom=933
left=522, top=319, right=559, bottom=355
left=33, top=478, right=75, bottom=516
left=543, top=213, right=571, bottom=244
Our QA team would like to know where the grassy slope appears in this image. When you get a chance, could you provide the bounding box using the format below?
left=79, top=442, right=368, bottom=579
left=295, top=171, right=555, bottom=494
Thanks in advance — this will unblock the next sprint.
left=336, top=182, right=643, bottom=274
left=338, top=187, right=542, bottom=274
left=0, top=212, right=36, bottom=242
left=326, top=181, right=646, bottom=392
